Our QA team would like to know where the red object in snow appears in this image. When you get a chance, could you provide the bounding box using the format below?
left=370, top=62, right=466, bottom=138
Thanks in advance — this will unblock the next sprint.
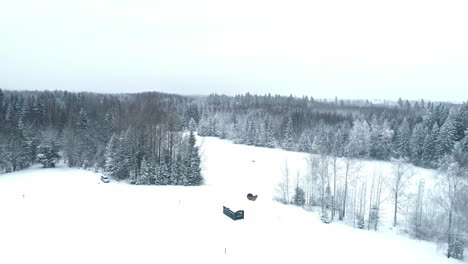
left=247, top=193, right=258, bottom=201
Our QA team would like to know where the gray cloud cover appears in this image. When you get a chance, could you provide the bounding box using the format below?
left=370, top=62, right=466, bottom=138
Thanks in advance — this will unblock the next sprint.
left=1, top=0, right=467, bottom=101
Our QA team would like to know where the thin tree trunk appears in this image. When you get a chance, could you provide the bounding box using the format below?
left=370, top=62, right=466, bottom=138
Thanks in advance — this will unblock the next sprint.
left=393, top=193, right=398, bottom=227
left=368, top=175, right=375, bottom=230
left=332, top=157, right=337, bottom=220
left=447, top=205, right=453, bottom=258
left=340, top=164, right=349, bottom=221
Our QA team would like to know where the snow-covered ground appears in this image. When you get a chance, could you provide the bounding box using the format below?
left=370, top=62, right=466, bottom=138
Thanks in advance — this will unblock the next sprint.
left=0, top=136, right=463, bottom=264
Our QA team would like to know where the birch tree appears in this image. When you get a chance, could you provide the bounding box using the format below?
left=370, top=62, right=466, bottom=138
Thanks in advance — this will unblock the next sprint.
left=387, top=159, right=414, bottom=227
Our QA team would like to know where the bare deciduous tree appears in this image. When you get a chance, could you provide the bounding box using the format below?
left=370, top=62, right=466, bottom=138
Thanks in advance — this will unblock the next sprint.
left=276, top=160, right=291, bottom=204
left=339, top=156, right=360, bottom=221
left=368, top=168, right=385, bottom=231
left=437, top=158, right=468, bottom=259
left=387, top=159, right=415, bottom=227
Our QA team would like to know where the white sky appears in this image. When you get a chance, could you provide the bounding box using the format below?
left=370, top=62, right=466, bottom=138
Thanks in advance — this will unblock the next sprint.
left=1, top=0, right=467, bottom=101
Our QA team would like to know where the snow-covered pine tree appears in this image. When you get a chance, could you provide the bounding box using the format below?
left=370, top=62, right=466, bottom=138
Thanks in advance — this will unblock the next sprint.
left=298, top=130, right=313, bottom=153
left=104, top=134, right=121, bottom=178
left=197, top=118, right=210, bottom=137
left=103, top=108, right=119, bottom=140
left=104, top=132, right=132, bottom=180
left=176, top=158, right=189, bottom=185
left=118, top=129, right=137, bottom=180
left=293, top=185, right=306, bottom=206
left=369, top=115, right=382, bottom=159
left=422, top=123, right=440, bottom=167
left=218, top=122, right=228, bottom=139
left=19, top=119, right=39, bottom=163
left=231, top=115, right=241, bottom=143
left=36, top=142, right=60, bottom=168
left=311, top=121, right=329, bottom=155
left=282, top=117, right=295, bottom=151
left=437, top=109, right=457, bottom=159
left=32, top=96, right=46, bottom=127
left=395, top=117, right=411, bottom=158
left=410, top=123, right=427, bottom=165
left=76, top=108, right=96, bottom=168
left=209, top=117, right=219, bottom=137
left=188, top=118, right=197, bottom=134
left=449, top=234, right=464, bottom=260
left=186, top=130, right=203, bottom=186
left=368, top=205, right=379, bottom=231
left=380, top=120, right=394, bottom=160
left=347, top=119, right=371, bottom=158
left=158, top=160, right=170, bottom=185
left=357, top=215, right=365, bottom=229
left=139, top=157, right=153, bottom=185
left=264, top=116, right=275, bottom=148
left=245, top=119, right=256, bottom=145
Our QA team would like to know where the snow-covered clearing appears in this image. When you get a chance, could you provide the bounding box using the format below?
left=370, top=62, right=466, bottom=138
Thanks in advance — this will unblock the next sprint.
left=0, top=136, right=463, bottom=264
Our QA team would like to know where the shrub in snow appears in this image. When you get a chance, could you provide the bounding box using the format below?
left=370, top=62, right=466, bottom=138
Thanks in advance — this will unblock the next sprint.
left=36, top=144, right=60, bottom=168
left=357, top=215, right=365, bottom=229
left=293, top=186, right=305, bottom=206
left=448, top=234, right=464, bottom=260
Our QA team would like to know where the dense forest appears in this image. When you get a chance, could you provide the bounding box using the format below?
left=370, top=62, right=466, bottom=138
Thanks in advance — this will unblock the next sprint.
left=197, top=93, right=468, bottom=170
left=1, top=89, right=467, bottom=179
left=0, top=89, right=202, bottom=185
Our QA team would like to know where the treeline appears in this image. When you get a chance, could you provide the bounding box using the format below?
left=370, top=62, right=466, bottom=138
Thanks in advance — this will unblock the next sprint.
left=0, top=89, right=203, bottom=185
left=197, top=93, right=468, bottom=170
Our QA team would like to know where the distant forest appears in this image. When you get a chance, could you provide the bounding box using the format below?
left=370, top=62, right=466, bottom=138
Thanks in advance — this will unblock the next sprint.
left=0, top=89, right=202, bottom=185
left=198, top=93, right=468, bottom=170
left=1, top=89, right=467, bottom=178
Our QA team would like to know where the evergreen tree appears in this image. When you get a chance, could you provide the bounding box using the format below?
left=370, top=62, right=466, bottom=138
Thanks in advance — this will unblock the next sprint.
left=369, top=115, right=382, bottom=158
left=19, top=120, right=40, bottom=163
left=104, top=134, right=121, bottom=178
left=292, top=185, right=306, bottom=206
left=158, top=160, right=170, bottom=185
left=103, top=108, right=119, bottom=140
left=395, top=118, right=411, bottom=158
left=422, top=123, right=440, bottom=167
left=437, top=109, right=457, bottom=159
left=189, top=118, right=197, bottom=134
left=380, top=120, right=394, bottom=160
left=76, top=108, right=95, bottom=168
left=36, top=142, right=60, bottom=168
left=313, top=120, right=331, bottom=154
left=410, top=123, right=427, bottom=165
left=209, top=117, right=219, bottom=137
left=448, top=234, right=464, bottom=260
left=186, top=130, right=203, bottom=185
left=346, top=119, right=371, bottom=158
left=368, top=205, right=380, bottom=231
left=282, top=117, right=295, bottom=151
left=176, top=158, right=189, bottom=185
left=264, top=117, right=275, bottom=148
left=32, top=97, right=46, bottom=127
left=247, top=119, right=256, bottom=145
left=357, top=215, right=365, bottom=229
left=197, top=118, right=210, bottom=136
left=139, top=158, right=152, bottom=185
left=298, top=130, right=313, bottom=153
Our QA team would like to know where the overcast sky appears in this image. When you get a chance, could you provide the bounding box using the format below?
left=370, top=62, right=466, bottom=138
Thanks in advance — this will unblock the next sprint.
left=1, top=0, right=467, bottom=101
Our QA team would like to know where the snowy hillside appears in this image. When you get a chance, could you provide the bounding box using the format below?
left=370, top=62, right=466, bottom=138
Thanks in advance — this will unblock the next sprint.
left=0, top=136, right=463, bottom=264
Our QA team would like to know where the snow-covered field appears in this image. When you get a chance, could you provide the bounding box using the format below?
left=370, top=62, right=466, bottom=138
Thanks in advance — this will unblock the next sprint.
left=0, top=136, right=463, bottom=264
